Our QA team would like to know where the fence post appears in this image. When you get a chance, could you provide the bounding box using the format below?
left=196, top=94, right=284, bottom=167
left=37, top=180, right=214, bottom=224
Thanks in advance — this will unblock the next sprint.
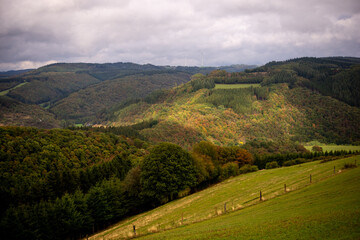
left=284, top=184, right=286, bottom=193
left=133, top=225, right=136, bottom=236
left=310, top=174, right=312, bottom=183
left=334, top=166, right=336, bottom=174
left=260, top=191, right=262, bottom=201
left=224, top=203, right=227, bottom=213
left=181, top=212, right=184, bottom=225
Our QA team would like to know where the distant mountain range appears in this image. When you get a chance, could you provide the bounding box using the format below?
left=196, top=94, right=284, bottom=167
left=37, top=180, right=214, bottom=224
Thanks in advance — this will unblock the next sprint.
left=0, top=69, right=34, bottom=79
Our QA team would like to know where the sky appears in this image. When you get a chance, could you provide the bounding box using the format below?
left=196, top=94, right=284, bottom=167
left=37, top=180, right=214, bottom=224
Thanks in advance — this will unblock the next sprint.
left=0, top=0, right=360, bottom=71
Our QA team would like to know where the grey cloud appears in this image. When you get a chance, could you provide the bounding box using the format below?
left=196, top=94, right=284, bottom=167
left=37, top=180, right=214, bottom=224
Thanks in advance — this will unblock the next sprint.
left=0, top=0, right=360, bottom=70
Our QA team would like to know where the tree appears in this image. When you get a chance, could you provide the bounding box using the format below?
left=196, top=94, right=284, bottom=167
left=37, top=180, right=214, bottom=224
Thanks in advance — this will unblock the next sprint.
left=312, top=145, right=323, bottom=152
left=192, top=141, right=218, bottom=161
left=140, top=143, right=196, bottom=204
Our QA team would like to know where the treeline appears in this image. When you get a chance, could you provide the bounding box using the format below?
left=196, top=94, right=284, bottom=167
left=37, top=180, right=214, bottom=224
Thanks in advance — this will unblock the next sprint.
left=190, top=73, right=215, bottom=92
left=206, top=70, right=265, bottom=84
left=261, top=70, right=298, bottom=87
left=254, top=149, right=358, bottom=169
left=69, top=120, right=159, bottom=141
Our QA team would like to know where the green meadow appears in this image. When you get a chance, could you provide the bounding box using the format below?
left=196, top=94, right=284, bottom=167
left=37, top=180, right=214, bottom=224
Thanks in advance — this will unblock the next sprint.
left=304, top=142, right=360, bottom=152
left=214, top=83, right=261, bottom=89
left=91, top=155, right=360, bottom=240
left=0, top=82, right=27, bottom=96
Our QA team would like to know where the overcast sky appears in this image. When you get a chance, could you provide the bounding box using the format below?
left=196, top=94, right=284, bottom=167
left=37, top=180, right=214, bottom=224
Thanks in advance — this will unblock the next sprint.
left=0, top=0, right=360, bottom=71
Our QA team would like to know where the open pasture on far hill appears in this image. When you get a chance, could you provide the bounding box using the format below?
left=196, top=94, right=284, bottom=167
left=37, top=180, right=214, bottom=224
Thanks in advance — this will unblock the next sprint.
left=0, top=82, right=28, bottom=96
left=304, top=142, right=360, bottom=152
left=214, top=83, right=261, bottom=89
left=90, top=155, right=360, bottom=240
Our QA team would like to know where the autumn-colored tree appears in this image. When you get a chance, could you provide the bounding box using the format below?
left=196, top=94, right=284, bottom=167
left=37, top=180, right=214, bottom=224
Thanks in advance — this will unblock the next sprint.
left=312, top=145, right=323, bottom=152
left=235, top=148, right=253, bottom=167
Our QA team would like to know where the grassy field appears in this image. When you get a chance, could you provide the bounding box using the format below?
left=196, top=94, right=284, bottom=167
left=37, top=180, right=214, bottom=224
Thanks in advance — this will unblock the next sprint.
left=138, top=159, right=360, bottom=240
left=0, top=82, right=27, bottom=96
left=214, top=83, right=260, bottom=89
left=304, top=142, right=360, bottom=152
left=90, top=155, right=360, bottom=240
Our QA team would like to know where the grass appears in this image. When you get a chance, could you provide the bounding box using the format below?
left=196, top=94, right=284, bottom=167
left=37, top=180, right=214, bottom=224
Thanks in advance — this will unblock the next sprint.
left=304, top=142, right=360, bottom=152
left=214, top=84, right=260, bottom=89
left=90, top=155, right=360, bottom=240
left=138, top=161, right=360, bottom=240
left=0, top=82, right=27, bottom=96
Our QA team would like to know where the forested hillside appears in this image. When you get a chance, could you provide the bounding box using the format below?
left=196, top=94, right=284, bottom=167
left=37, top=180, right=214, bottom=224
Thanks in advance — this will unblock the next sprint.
left=0, top=126, right=261, bottom=239
left=1, top=62, right=253, bottom=126
left=50, top=72, right=191, bottom=123
left=0, top=96, right=60, bottom=128
left=106, top=57, right=360, bottom=148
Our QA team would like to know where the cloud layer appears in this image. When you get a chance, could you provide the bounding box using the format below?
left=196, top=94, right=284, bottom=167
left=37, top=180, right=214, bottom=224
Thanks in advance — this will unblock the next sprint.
left=1, top=0, right=360, bottom=70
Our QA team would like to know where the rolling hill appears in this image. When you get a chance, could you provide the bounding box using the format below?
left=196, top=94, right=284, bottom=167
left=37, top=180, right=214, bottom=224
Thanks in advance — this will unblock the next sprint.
left=1, top=57, right=360, bottom=240
left=90, top=155, right=360, bottom=240
left=104, top=57, right=360, bottom=148
left=0, top=96, right=60, bottom=128
left=1, top=62, right=257, bottom=126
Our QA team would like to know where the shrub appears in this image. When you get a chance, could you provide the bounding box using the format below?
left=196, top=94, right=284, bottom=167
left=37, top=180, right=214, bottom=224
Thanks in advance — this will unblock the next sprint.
left=283, top=158, right=310, bottom=166
left=239, top=164, right=259, bottom=174
left=265, top=161, right=279, bottom=169
left=283, top=160, right=297, bottom=167
left=343, top=163, right=357, bottom=169
left=220, top=162, right=239, bottom=180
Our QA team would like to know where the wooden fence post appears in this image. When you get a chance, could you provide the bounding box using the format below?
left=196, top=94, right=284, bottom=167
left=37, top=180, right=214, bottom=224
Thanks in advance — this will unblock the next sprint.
left=181, top=212, right=184, bottom=225
left=224, top=202, right=227, bottom=213
left=133, top=225, right=136, bottom=236
left=260, top=191, right=262, bottom=201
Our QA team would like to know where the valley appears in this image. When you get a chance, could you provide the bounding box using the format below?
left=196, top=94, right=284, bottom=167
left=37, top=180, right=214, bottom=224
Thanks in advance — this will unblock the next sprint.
left=0, top=57, right=360, bottom=240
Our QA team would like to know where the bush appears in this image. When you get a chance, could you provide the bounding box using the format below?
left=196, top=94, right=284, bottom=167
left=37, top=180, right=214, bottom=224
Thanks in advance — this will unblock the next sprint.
left=220, top=162, right=239, bottom=180
left=343, top=163, right=357, bottom=169
left=265, top=161, right=279, bottom=169
left=283, top=158, right=310, bottom=166
left=283, top=160, right=296, bottom=166
left=239, top=164, right=259, bottom=174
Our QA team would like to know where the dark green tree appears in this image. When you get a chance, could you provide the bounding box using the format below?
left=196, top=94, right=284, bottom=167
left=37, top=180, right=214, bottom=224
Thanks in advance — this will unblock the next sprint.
left=140, top=143, right=196, bottom=204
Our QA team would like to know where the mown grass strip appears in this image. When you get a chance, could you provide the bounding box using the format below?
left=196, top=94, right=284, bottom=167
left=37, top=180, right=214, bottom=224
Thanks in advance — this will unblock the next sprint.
left=214, top=84, right=260, bottom=89
left=0, top=82, right=27, bottom=96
